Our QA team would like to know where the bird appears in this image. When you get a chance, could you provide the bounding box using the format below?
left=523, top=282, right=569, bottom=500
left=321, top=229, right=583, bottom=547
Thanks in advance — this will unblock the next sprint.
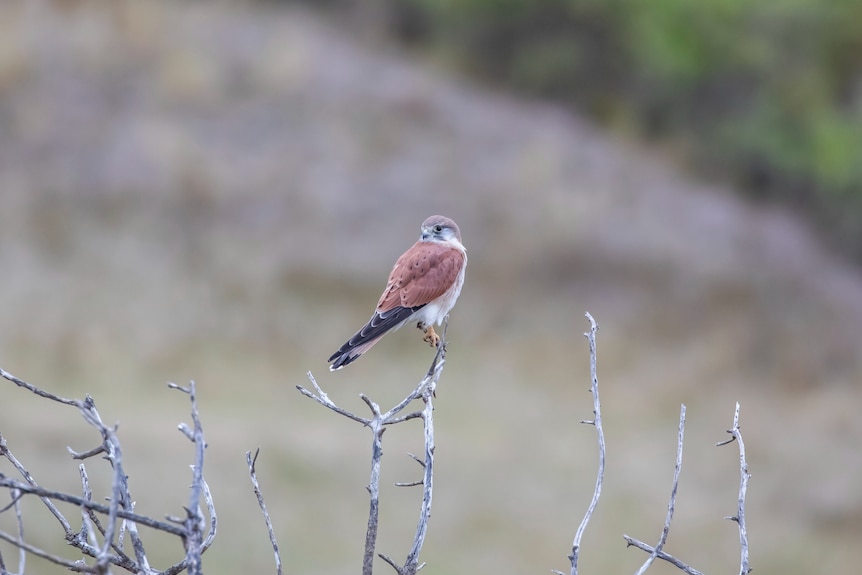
left=328, top=215, right=467, bottom=371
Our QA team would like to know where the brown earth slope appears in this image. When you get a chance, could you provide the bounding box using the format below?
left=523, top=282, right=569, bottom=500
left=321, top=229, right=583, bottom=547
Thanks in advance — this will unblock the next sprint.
left=0, top=2, right=860, bottom=574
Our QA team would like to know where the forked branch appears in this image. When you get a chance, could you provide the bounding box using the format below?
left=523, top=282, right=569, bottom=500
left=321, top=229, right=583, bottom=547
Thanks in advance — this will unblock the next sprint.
left=297, top=319, right=449, bottom=575
left=623, top=405, right=701, bottom=574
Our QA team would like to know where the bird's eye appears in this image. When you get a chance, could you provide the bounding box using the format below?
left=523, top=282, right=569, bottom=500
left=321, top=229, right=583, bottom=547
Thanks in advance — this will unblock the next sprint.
left=433, top=225, right=443, bottom=233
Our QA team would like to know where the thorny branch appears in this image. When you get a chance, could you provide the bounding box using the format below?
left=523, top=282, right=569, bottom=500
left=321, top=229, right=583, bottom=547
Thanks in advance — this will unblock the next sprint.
left=297, top=319, right=449, bottom=575
left=716, top=402, right=752, bottom=575
left=0, top=367, right=216, bottom=574
left=554, top=312, right=605, bottom=575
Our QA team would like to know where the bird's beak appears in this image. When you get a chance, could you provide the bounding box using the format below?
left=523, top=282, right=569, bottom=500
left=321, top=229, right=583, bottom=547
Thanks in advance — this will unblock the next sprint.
left=421, top=230, right=431, bottom=241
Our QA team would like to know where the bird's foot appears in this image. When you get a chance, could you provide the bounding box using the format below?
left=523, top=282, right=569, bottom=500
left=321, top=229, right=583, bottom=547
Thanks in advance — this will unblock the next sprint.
left=422, top=325, right=440, bottom=348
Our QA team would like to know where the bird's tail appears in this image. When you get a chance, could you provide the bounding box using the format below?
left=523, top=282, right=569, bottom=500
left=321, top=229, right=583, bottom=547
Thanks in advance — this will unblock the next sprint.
left=328, top=306, right=421, bottom=371
left=328, top=337, right=384, bottom=371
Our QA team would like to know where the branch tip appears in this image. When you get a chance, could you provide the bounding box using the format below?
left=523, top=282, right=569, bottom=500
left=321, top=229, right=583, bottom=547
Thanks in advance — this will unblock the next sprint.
left=565, top=312, right=605, bottom=575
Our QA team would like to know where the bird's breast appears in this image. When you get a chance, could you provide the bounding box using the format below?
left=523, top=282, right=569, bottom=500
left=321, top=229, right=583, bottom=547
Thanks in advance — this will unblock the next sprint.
left=415, top=262, right=465, bottom=327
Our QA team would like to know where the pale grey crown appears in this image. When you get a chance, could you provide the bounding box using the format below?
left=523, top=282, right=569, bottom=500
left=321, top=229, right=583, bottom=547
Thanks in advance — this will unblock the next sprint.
left=420, top=215, right=462, bottom=243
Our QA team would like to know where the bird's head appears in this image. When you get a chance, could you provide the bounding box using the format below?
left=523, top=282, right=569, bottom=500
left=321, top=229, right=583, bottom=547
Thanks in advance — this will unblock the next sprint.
left=420, top=215, right=462, bottom=245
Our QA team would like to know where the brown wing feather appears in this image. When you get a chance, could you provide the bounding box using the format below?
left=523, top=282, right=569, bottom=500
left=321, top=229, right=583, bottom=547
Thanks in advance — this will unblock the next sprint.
left=377, top=242, right=465, bottom=312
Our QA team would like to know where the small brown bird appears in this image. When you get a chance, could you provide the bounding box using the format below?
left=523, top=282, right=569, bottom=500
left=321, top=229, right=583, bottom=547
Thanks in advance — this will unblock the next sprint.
left=328, top=215, right=467, bottom=371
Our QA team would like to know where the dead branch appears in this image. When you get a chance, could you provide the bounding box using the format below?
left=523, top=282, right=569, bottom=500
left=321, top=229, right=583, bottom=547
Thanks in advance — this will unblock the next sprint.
left=167, top=381, right=209, bottom=575
left=623, top=405, right=700, bottom=574
left=0, top=476, right=186, bottom=536
left=297, top=319, right=448, bottom=575
left=622, top=401, right=753, bottom=573
left=621, top=537, right=704, bottom=575
left=716, top=402, right=752, bottom=575
left=555, top=316, right=754, bottom=575
left=555, top=312, right=605, bottom=575
left=0, top=368, right=216, bottom=573
left=1, top=315, right=755, bottom=575
left=246, top=449, right=284, bottom=575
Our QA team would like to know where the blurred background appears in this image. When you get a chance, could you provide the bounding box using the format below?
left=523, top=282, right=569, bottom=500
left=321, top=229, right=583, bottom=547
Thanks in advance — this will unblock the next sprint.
left=1, top=1, right=860, bottom=573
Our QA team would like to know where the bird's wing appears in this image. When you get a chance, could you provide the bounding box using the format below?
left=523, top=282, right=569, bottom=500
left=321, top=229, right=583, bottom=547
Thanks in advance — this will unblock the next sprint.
left=376, top=242, right=466, bottom=312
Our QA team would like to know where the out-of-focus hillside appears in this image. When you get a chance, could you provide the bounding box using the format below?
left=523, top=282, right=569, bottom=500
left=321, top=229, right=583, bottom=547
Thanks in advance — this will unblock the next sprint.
left=375, top=0, right=862, bottom=261
left=0, top=2, right=860, bottom=574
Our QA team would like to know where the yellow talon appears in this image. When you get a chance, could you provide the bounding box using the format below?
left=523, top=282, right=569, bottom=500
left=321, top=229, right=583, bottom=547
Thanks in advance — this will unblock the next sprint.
left=422, top=325, right=440, bottom=347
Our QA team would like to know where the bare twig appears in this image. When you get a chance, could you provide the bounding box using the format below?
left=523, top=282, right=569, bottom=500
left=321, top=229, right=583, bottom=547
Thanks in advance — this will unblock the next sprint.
left=0, top=475, right=185, bottom=536
left=362, top=399, right=385, bottom=575
left=75, top=464, right=136, bottom=570
left=558, top=312, right=605, bottom=575
left=0, top=366, right=78, bottom=406
left=78, top=464, right=103, bottom=540
left=170, top=381, right=207, bottom=575
left=716, top=402, right=751, bottom=575
left=622, top=536, right=704, bottom=575
left=13, top=488, right=24, bottom=575
left=394, top=456, right=425, bottom=487
left=401, top=351, right=441, bottom=575
left=296, top=374, right=372, bottom=426
left=200, top=479, right=217, bottom=551
left=0, top=490, right=24, bottom=514
left=299, top=319, right=449, bottom=575
left=162, top=383, right=217, bottom=575
left=393, top=480, right=423, bottom=488
left=0, top=431, right=72, bottom=533
left=76, top=399, right=125, bottom=574
left=0, top=529, right=95, bottom=572
left=1, top=368, right=217, bottom=574
left=0, top=526, right=6, bottom=574
left=625, top=405, right=692, bottom=575
left=0, top=524, right=5, bottom=575
left=247, top=449, right=284, bottom=575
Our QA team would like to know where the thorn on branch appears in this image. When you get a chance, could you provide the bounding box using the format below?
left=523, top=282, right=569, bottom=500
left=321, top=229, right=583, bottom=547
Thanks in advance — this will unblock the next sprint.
left=178, top=423, right=195, bottom=442
left=68, top=445, right=106, bottom=460
left=715, top=432, right=737, bottom=447
left=378, top=552, right=400, bottom=573
left=394, top=481, right=423, bottom=488
left=406, top=453, right=426, bottom=468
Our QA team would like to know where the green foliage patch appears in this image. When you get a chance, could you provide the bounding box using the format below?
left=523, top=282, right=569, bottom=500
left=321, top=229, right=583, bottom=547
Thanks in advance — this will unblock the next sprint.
left=391, top=0, right=862, bottom=257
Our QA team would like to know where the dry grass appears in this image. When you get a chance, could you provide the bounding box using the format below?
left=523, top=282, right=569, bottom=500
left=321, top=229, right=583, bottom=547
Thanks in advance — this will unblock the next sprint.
left=1, top=2, right=861, bottom=573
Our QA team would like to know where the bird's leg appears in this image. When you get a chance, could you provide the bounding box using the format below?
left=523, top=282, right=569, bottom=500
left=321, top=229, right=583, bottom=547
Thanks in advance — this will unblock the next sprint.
left=418, top=323, right=440, bottom=347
